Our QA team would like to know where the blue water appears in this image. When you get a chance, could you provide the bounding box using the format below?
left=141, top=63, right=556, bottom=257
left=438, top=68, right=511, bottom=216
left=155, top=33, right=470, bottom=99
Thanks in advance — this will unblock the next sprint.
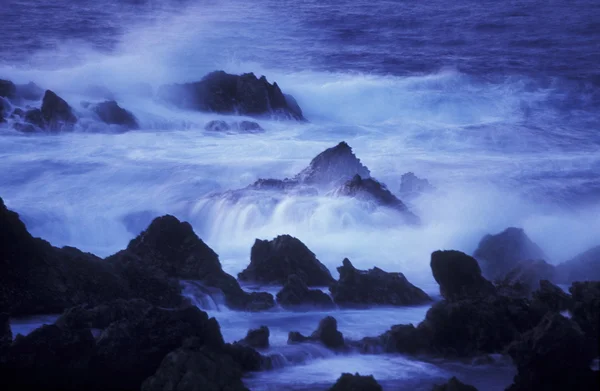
left=1, top=0, right=599, bottom=389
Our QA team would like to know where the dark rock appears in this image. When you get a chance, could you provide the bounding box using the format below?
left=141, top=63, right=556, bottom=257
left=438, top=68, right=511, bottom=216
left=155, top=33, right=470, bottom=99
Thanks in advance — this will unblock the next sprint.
left=531, top=280, right=572, bottom=313
left=12, top=123, right=36, bottom=133
left=41, top=90, right=77, bottom=131
left=430, top=250, right=496, bottom=301
left=328, top=373, right=383, bottom=391
left=236, top=120, right=264, bottom=132
left=93, top=100, right=139, bottom=129
left=556, top=245, right=600, bottom=283
left=0, top=98, right=6, bottom=123
left=247, top=178, right=300, bottom=191
left=0, top=80, right=16, bottom=99
left=293, top=141, right=370, bottom=186
left=158, top=71, right=304, bottom=120
left=56, top=299, right=153, bottom=330
left=276, top=274, right=335, bottom=309
left=11, top=108, right=24, bottom=118
left=473, top=227, right=546, bottom=280
left=569, top=281, right=600, bottom=352
left=223, top=341, right=270, bottom=372
left=378, top=323, right=429, bottom=355
left=205, top=120, right=230, bottom=132
left=330, top=258, right=431, bottom=306
left=15, top=82, right=44, bottom=101
left=331, top=175, right=419, bottom=223
left=506, top=313, right=598, bottom=391
left=239, top=234, right=334, bottom=286
left=288, top=316, right=345, bottom=349
left=238, top=326, right=270, bottom=349
left=287, top=331, right=310, bottom=344
left=0, top=313, right=11, bottom=358
left=432, top=377, right=478, bottom=391
left=23, top=108, right=45, bottom=128
left=497, top=259, right=557, bottom=297
left=399, top=172, right=434, bottom=199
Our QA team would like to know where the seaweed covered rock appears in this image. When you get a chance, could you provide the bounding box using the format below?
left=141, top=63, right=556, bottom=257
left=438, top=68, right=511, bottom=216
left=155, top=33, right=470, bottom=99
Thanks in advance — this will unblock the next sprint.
left=239, top=235, right=334, bottom=286
left=473, top=227, right=545, bottom=280
left=328, top=373, right=383, bottom=391
left=237, top=326, right=270, bottom=349
left=288, top=316, right=345, bottom=350
left=330, top=258, right=431, bottom=306
left=432, top=377, right=478, bottom=391
left=276, top=274, right=335, bottom=309
left=92, top=100, right=139, bottom=129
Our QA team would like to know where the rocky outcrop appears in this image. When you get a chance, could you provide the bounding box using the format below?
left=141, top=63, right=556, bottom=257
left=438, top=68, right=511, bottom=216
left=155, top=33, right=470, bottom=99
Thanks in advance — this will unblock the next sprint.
left=430, top=250, right=496, bottom=301
left=276, top=274, right=335, bottom=309
left=158, top=71, right=304, bottom=120
left=556, top=245, right=600, bottom=283
left=288, top=316, right=345, bottom=350
left=531, top=280, right=572, bottom=313
left=432, top=377, right=478, bottom=391
left=376, top=323, right=429, bottom=355
left=205, top=120, right=264, bottom=133
left=497, top=259, right=557, bottom=297
left=92, top=100, right=139, bottom=130
left=108, top=215, right=275, bottom=311
left=55, top=299, right=153, bottom=330
left=41, top=90, right=77, bottom=131
left=0, top=80, right=16, bottom=99
left=399, top=172, right=434, bottom=199
left=473, top=227, right=546, bottom=280
left=506, top=313, right=598, bottom=391
left=328, top=373, right=383, bottom=391
left=238, top=235, right=334, bottom=286
left=330, top=258, right=431, bottom=307
left=569, top=281, right=600, bottom=351
left=237, top=326, right=270, bottom=349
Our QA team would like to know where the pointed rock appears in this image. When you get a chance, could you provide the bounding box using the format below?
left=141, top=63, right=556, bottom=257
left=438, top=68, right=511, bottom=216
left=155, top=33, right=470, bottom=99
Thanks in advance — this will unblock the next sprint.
left=41, top=90, right=77, bottom=131
left=93, top=100, right=139, bottom=129
left=433, top=377, right=478, bottom=391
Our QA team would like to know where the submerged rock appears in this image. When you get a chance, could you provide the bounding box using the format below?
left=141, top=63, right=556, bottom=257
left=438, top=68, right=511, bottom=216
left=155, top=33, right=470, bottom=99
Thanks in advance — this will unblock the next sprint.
left=41, top=90, right=77, bottom=131
left=239, top=234, right=334, bottom=286
left=237, top=326, right=270, bottom=349
left=328, top=373, right=383, bottom=391
left=556, top=245, right=600, bottom=283
left=432, top=377, right=478, bottom=391
left=205, top=119, right=264, bottom=133
left=277, top=274, right=335, bottom=309
left=205, top=119, right=230, bottom=132
left=92, top=100, right=139, bottom=129
left=330, top=258, right=431, bottom=307
left=158, top=71, right=304, bottom=120
left=289, top=316, right=345, bottom=350
left=473, top=227, right=546, bottom=280
left=399, top=172, right=434, bottom=199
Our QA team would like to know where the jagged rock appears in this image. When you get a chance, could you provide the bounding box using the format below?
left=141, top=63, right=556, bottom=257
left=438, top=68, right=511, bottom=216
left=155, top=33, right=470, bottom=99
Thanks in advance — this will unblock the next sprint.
left=239, top=234, right=334, bottom=286
left=41, top=90, right=77, bottom=131
left=432, top=377, right=478, bottom=391
left=141, top=338, right=250, bottom=391
left=15, top=82, right=44, bottom=101
left=330, top=258, right=430, bottom=307
left=556, top=245, right=600, bottom=283
left=0, top=80, right=16, bottom=99
left=237, top=326, right=270, bottom=349
left=569, top=281, right=600, bottom=351
left=288, top=316, right=345, bottom=350
left=328, top=373, right=383, bottom=391
left=531, top=280, right=572, bottom=313
left=294, top=141, right=370, bottom=186
left=158, top=71, right=304, bottom=120
left=399, top=172, right=434, bottom=199
left=331, top=175, right=419, bottom=223
left=497, top=259, right=557, bottom=297
left=430, top=250, right=496, bottom=301
left=108, top=215, right=274, bottom=311
left=473, top=227, right=546, bottom=280
left=506, top=313, right=598, bottom=391
left=55, top=299, right=153, bottom=330
left=276, top=274, right=335, bottom=309
left=377, top=324, right=429, bottom=355
left=92, top=100, right=139, bottom=129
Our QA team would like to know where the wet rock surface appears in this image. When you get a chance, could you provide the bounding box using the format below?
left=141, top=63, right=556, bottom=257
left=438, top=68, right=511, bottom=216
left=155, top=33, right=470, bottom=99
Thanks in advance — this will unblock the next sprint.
left=276, top=274, right=335, bottom=309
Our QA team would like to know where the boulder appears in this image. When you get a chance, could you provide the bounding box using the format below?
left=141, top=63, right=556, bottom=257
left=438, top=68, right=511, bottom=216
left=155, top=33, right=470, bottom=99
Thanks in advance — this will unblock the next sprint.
left=473, top=227, right=545, bottom=280
left=399, top=172, right=434, bottom=199
left=531, top=280, right=572, bottom=314
left=569, top=281, right=600, bottom=350
left=331, top=175, right=419, bottom=224
left=205, top=120, right=230, bottom=132
left=276, top=274, right=335, bottom=309
left=506, top=313, right=598, bottom=391
left=41, top=90, right=77, bottom=131
left=288, top=316, right=345, bottom=350
left=158, top=71, right=304, bottom=120
left=0, top=80, right=16, bottom=99
left=556, top=245, right=600, bottom=283
left=432, top=377, right=478, bottom=391
left=92, top=100, right=139, bottom=129
left=328, top=373, right=383, bottom=391
left=238, top=234, right=334, bottom=286
left=430, top=250, right=496, bottom=301
left=330, top=258, right=431, bottom=307
left=236, top=120, right=264, bottom=132
left=237, top=326, right=270, bottom=349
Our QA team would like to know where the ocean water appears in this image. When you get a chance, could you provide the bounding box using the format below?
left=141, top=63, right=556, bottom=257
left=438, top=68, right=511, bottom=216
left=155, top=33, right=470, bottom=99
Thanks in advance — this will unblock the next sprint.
left=2, top=0, right=599, bottom=389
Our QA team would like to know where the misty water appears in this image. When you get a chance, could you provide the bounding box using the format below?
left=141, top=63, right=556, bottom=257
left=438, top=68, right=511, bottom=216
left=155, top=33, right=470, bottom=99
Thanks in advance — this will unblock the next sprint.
left=2, top=0, right=599, bottom=389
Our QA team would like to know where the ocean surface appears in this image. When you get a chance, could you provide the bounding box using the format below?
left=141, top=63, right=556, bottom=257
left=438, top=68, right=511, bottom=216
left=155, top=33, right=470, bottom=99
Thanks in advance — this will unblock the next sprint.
left=1, top=0, right=599, bottom=389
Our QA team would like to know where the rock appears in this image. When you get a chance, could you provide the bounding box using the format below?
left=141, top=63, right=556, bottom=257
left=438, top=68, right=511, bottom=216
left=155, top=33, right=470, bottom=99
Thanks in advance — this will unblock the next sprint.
left=399, top=172, right=434, bottom=199
left=330, top=258, right=431, bottom=307
left=287, top=331, right=310, bottom=344
left=239, top=234, right=334, bottom=286
left=23, top=108, right=45, bottom=129
left=378, top=323, right=429, bottom=355
left=331, top=175, right=419, bottom=224
left=0, top=98, right=7, bottom=123
left=41, top=90, right=77, bottom=131
left=141, top=338, right=250, bottom=391
left=236, top=120, right=264, bottom=132
left=473, top=227, right=546, bottom=280
left=158, top=71, right=304, bottom=120
left=11, top=108, right=24, bottom=118
left=531, top=280, right=572, bottom=313
left=289, top=316, right=345, bottom=350
left=92, top=100, right=139, bottom=129
left=108, top=214, right=275, bottom=311
left=276, top=274, right=335, bottom=309
left=15, top=82, right=44, bottom=101
left=237, top=326, right=270, bottom=349
left=430, top=250, right=496, bottom=302
left=569, top=281, right=600, bottom=351
left=0, top=313, right=11, bottom=358
left=328, top=373, right=383, bottom=391
left=205, top=120, right=230, bottom=132
left=0, top=80, right=16, bottom=99
left=205, top=120, right=264, bottom=133
left=56, top=299, right=153, bottom=330
left=497, top=259, right=557, bottom=297
left=556, top=245, right=600, bottom=284
left=293, top=141, right=371, bottom=187
left=506, top=313, right=598, bottom=391
left=432, top=377, right=478, bottom=391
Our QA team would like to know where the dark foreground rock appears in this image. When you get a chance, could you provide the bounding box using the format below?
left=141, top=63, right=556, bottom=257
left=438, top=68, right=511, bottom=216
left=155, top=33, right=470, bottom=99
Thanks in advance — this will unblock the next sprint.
left=289, top=316, right=345, bottom=350
left=330, top=258, right=431, bottom=307
left=497, top=259, right=557, bottom=297
left=276, top=274, right=335, bottom=309
left=237, top=326, right=270, bottom=349
left=0, top=312, right=11, bottom=358
left=507, top=313, right=598, bottom=391
left=569, top=281, right=600, bottom=351
left=158, top=71, right=304, bottom=120
left=473, top=227, right=545, bottom=280
left=432, top=377, right=478, bottom=391
left=93, top=100, right=139, bottom=129
left=556, top=245, right=600, bottom=283
left=328, top=373, right=383, bottom=391
left=531, top=280, right=572, bottom=313
left=239, top=234, right=334, bottom=286
left=41, top=90, right=77, bottom=131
